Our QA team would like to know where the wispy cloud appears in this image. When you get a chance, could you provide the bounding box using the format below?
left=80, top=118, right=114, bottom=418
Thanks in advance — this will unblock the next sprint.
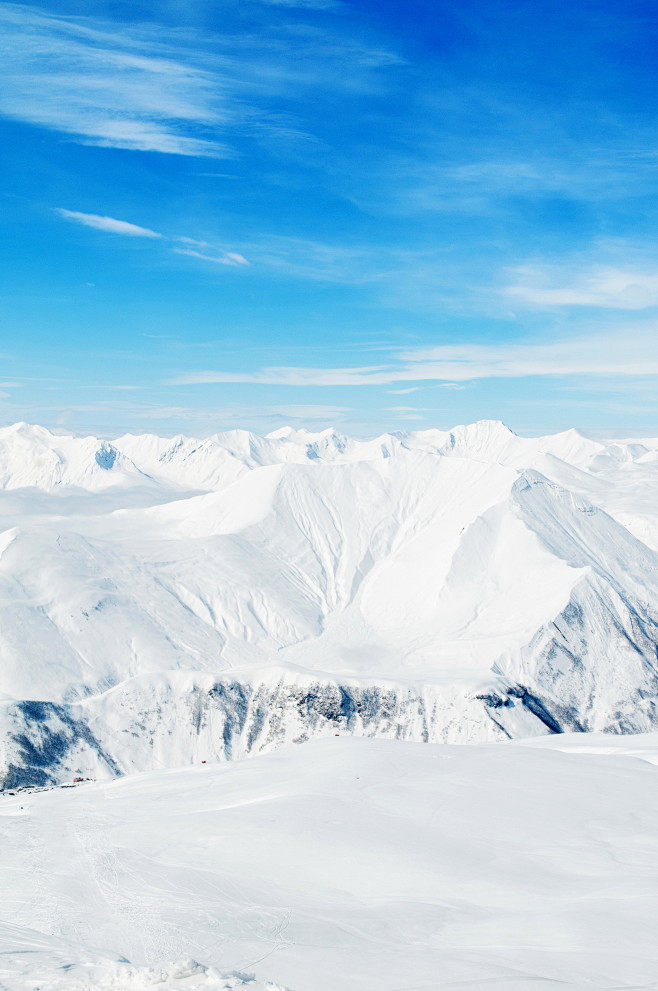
left=504, top=264, right=658, bottom=310
left=171, top=365, right=388, bottom=386
left=260, top=0, right=342, bottom=8
left=52, top=213, right=458, bottom=291
left=388, top=384, right=466, bottom=394
left=168, top=325, right=658, bottom=386
left=56, top=209, right=162, bottom=238
left=51, top=401, right=201, bottom=421
left=256, top=404, right=349, bottom=421
left=0, top=3, right=400, bottom=159
left=394, top=333, right=658, bottom=380
left=387, top=405, right=449, bottom=413
left=54, top=207, right=249, bottom=267
left=0, top=4, right=232, bottom=158
left=6, top=399, right=352, bottom=433
left=242, top=235, right=376, bottom=283
left=239, top=236, right=466, bottom=304
left=174, top=248, right=250, bottom=267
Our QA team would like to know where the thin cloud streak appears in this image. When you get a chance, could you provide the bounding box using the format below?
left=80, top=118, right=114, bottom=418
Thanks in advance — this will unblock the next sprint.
left=504, top=265, right=658, bottom=310
left=56, top=209, right=162, bottom=238
left=54, top=208, right=249, bottom=267
left=1, top=399, right=353, bottom=432
left=168, top=328, right=658, bottom=386
left=261, top=0, right=342, bottom=8
left=174, top=248, right=250, bottom=267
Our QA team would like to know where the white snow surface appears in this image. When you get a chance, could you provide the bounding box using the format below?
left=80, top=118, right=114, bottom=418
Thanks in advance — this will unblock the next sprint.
left=3, top=421, right=658, bottom=988
left=2, top=419, right=658, bottom=786
left=1, top=736, right=658, bottom=990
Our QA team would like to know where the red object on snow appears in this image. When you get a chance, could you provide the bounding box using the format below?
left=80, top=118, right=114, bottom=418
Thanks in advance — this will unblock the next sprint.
left=201, top=760, right=206, bottom=763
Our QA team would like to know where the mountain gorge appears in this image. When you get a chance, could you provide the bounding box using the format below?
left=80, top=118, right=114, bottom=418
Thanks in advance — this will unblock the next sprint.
left=1, top=419, right=658, bottom=789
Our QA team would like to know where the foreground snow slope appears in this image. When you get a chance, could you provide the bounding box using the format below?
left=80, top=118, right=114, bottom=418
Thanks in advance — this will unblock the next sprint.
left=2, top=420, right=658, bottom=785
left=1, top=736, right=658, bottom=991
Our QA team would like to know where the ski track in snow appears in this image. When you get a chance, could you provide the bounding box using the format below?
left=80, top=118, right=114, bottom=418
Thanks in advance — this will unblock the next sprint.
left=1, top=737, right=658, bottom=989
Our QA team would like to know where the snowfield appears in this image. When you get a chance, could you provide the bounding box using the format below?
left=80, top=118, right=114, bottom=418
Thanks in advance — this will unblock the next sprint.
left=2, top=420, right=658, bottom=989
left=1, top=736, right=658, bottom=990
left=2, top=420, right=658, bottom=785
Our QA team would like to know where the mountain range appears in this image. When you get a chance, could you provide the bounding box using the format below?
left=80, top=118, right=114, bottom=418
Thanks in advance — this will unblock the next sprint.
left=2, top=419, right=658, bottom=788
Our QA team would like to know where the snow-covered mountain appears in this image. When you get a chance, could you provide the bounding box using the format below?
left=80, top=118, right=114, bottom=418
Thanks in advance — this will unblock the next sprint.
left=2, top=419, right=658, bottom=787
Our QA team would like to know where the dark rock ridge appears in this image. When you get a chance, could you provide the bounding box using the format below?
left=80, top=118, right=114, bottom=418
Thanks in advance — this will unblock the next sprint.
left=3, top=663, right=658, bottom=790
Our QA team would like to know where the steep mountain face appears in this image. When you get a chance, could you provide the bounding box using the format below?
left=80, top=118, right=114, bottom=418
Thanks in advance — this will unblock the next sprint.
left=1, top=420, right=658, bottom=787
left=0, top=423, right=151, bottom=491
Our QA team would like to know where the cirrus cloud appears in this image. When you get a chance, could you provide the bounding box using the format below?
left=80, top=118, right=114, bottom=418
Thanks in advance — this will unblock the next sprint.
left=56, top=209, right=163, bottom=238
left=504, top=264, right=658, bottom=310
left=0, top=2, right=400, bottom=159
left=173, top=248, right=250, bottom=267
left=167, top=325, right=658, bottom=387
left=53, top=207, right=250, bottom=268
left=0, top=4, right=233, bottom=158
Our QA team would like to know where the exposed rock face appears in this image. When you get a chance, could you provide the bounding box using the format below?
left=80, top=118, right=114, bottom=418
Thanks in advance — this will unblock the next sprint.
left=0, top=675, right=514, bottom=788
left=5, top=632, right=658, bottom=790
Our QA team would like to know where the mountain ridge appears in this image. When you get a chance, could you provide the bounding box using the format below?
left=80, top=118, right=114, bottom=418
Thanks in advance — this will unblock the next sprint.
left=1, top=420, right=658, bottom=787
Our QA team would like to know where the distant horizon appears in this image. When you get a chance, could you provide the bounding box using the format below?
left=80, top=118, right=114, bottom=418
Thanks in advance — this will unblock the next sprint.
left=2, top=416, right=657, bottom=445
left=2, top=1, right=658, bottom=437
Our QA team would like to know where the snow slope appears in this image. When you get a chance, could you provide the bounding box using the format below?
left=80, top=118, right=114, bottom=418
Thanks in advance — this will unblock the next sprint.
left=1, top=420, right=658, bottom=786
left=1, top=736, right=658, bottom=991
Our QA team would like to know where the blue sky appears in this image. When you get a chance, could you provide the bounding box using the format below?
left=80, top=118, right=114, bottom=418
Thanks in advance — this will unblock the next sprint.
left=2, top=0, right=658, bottom=437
